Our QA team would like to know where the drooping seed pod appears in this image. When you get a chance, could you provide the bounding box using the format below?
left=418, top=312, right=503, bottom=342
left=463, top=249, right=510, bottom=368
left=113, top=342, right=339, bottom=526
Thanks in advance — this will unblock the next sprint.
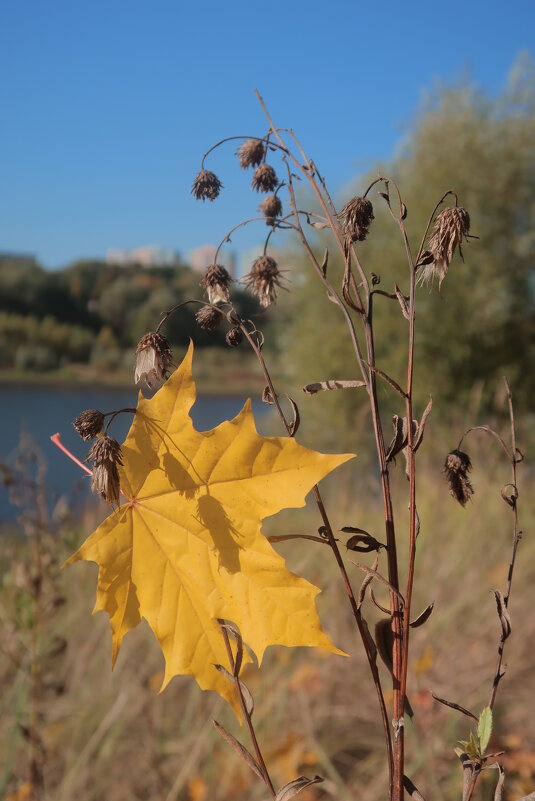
left=251, top=164, right=278, bottom=194
left=195, top=304, right=222, bottom=330
left=418, top=207, right=471, bottom=289
left=134, top=332, right=172, bottom=389
left=191, top=169, right=223, bottom=202
left=225, top=326, right=243, bottom=347
left=87, top=436, right=123, bottom=505
left=258, top=194, right=282, bottom=225
left=243, top=255, right=284, bottom=307
left=236, top=139, right=265, bottom=169
left=444, top=449, right=474, bottom=506
left=201, top=264, right=232, bottom=304
left=338, top=196, right=374, bottom=242
left=73, top=409, right=105, bottom=441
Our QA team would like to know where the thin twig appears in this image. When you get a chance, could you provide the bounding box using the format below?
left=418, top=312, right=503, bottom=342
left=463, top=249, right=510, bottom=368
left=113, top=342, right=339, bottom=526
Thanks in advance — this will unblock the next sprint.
left=488, top=380, right=521, bottom=708
left=199, top=133, right=288, bottom=170
left=219, top=625, right=275, bottom=797
left=283, top=161, right=370, bottom=392
left=458, top=425, right=513, bottom=462
left=268, top=534, right=329, bottom=545
left=349, top=560, right=406, bottom=606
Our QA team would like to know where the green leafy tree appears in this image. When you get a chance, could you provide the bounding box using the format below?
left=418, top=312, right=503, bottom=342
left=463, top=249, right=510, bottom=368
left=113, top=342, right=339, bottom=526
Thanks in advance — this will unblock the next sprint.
left=278, top=56, right=535, bottom=442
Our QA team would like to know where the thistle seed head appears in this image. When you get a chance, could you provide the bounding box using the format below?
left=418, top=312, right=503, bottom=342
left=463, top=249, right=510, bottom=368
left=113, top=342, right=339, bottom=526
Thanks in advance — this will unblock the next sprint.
left=201, top=264, right=232, bottom=304
left=244, top=255, right=283, bottom=307
left=191, top=169, right=223, bottom=202
left=73, top=409, right=105, bottom=441
left=195, top=304, right=222, bottom=330
left=418, top=207, right=471, bottom=289
left=251, top=164, right=278, bottom=194
left=236, top=139, right=265, bottom=169
left=225, top=326, right=243, bottom=347
left=134, top=332, right=172, bottom=389
left=258, top=194, right=282, bottom=225
left=444, top=449, right=474, bottom=507
left=338, top=196, right=374, bottom=242
left=87, top=436, right=123, bottom=505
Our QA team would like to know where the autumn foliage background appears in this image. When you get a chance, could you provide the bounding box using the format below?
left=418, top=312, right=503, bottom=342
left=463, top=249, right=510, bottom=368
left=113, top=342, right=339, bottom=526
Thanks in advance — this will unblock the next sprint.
left=1, top=65, right=535, bottom=801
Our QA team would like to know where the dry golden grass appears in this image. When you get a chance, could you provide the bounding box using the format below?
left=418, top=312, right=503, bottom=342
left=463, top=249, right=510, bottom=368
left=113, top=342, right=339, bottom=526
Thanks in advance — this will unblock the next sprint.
left=1, top=434, right=533, bottom=801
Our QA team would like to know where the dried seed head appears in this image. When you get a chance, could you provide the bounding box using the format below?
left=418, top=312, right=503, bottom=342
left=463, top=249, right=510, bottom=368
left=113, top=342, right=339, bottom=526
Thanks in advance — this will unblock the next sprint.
left=191, top=169, right=222, bottom=202
left=236, top=139, right=265, bottom=169
left=87, top=436, right=123, bottom=505
left=195, top=304, right=222, bottom=330
left=258, top=194, right=282, bottom=225
left=244, top=255, right=284, bottom=308
left=338, top=196, right=374, bottom=242
left=418, top=207, right=471, bottom=289
left=134, top=332, right=172, bottom=389
left=444, top=449, right=474, bottom=507
left=73, top=409, right=105, bottom=441
left=201, top=264, right=232, bottom=304
left=225, top=326, right=243, bottom=347
left=251, top=164, right=278, bottom=194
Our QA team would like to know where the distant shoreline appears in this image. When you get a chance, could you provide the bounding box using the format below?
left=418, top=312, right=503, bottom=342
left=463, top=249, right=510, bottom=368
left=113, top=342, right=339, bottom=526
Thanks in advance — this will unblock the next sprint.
left=0, top=370, right=134, bottom=391
left=0, top=361, right=266, bottom=396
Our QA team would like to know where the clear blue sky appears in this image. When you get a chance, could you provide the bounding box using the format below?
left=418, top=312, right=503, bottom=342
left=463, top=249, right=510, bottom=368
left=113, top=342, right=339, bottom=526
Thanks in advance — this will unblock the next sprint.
left=0, top=0, right=533, bottom=269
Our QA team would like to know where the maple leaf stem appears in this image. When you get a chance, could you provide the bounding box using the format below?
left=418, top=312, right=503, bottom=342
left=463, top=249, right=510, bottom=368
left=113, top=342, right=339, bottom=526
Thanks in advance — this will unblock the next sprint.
left=50, top=433, right=92, bottom=477
left=50, top=433, right=128, bottom=500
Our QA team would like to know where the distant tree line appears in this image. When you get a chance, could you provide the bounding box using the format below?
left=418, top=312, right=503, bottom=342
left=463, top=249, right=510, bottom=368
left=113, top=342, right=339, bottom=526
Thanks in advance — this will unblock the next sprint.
left=0, top=257, right=259, bottom=374
left=274, top=56, right=535, bottom=437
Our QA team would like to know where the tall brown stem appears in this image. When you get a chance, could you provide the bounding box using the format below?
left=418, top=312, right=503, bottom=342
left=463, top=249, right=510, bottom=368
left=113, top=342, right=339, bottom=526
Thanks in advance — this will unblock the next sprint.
left=256, top=95, right=404, bottom=798
left=239, top=324, right=394, bottom=792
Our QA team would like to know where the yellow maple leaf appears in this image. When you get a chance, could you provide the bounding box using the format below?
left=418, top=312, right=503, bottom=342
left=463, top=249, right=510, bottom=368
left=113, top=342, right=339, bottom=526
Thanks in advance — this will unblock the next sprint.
left=66, top=343, right=353, bottom=711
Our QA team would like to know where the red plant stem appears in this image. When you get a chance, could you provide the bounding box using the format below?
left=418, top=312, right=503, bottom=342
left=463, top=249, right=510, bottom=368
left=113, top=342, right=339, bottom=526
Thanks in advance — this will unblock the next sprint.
left=364, top=295, right=403, bottom=801
left=400, top=215, right=417, bottom=801
left=378, top=183, right=420, bottom=801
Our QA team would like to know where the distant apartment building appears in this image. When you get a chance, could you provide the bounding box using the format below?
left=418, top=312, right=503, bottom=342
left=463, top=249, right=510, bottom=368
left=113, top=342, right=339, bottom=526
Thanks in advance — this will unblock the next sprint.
left=106, top=245, right=179, bottom=267
left=186, top=244, right=236, bottom=277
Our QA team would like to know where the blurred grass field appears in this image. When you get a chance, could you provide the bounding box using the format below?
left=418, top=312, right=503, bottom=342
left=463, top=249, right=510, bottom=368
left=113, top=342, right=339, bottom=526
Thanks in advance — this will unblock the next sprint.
left=1, top=423, right=533, bottom=801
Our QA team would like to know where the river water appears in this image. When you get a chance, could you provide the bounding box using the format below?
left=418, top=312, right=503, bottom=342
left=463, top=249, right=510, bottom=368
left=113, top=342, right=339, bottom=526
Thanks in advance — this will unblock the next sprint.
left=0, top=383, right=269, bottom=523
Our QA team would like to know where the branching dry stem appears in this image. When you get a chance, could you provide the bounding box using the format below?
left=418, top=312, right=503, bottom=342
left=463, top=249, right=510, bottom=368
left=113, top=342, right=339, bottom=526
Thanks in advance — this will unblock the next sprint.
left=149, top=95, right=528, bottom=801
left=239, top=319, right=394, bottom=792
